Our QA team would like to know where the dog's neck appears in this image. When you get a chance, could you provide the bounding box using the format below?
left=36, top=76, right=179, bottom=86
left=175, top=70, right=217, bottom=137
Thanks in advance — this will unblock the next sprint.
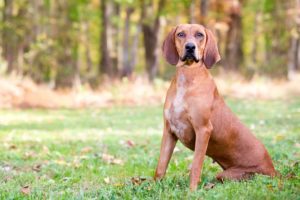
left=174, top=61, right=210, bottom=86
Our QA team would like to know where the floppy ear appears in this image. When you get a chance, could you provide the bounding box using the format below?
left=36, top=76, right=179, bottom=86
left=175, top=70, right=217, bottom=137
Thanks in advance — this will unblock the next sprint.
left=203, top=28, right=221, bottom=68
left=162, top=27, right=179, bottom=65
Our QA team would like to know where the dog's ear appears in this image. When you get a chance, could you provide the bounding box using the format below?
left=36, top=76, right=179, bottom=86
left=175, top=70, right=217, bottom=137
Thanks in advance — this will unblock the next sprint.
left=162, top=27, right=179, bottom=65
left=203, top=28, right=221, bottom=68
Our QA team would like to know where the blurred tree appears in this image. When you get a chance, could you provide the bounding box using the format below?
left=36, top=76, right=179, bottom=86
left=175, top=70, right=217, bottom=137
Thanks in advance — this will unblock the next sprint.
left=2, top=0, right=17, bottom=73
left=0, top=0, right=298, bottom=86
left=121, top=7, right=134, bottom=77
left=99, top=0, right=113, bottom=77
left=200, top=0, right=209, bottom=24
left=141, top=0, right=166, bottom=81
left=224, top=0, right=244, bottom=70
left=54, top=1, right=80, bottom=88
left=262, top=0, right=289, bottom=77
left=288, top=0, right=300, bottom=80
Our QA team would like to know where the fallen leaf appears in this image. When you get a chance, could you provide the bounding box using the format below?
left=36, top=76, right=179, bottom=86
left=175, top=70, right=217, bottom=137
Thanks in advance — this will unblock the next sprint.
left=80, top=146, right=93, bottom=154
left=126, top=140, right=135, bottom=148
left=9, top=144, right=17, bottom=150
left=101, top=153, right=124, bottom=165
left=32, top=164, right=42, bottom=172
left=204, top=182, right=215, bottom=190
left=42, top=145, right=49, bottom=153
left=54, top=159, right=67, bottom=165
left=112, top=158, right=124, bottom=165
left=4, top=176, right=12, bottom=182
left=1, top=165, right=12, bottom=172
left=63, top=177, right=71, bottom=182
left=24, top=151, right=37, bottom=159
left=20, top=185, right=30, bottom=195
left=102, top=153, right=114, bottom=162
left=72, top=158, right=81, bottom=168
left=131, top=177, right=147, bottom=185
left=285, top=172, right=296, bottom=179
left=104, top=177, right=110, bottom=184
left=119, top=140, right=135, bottom=148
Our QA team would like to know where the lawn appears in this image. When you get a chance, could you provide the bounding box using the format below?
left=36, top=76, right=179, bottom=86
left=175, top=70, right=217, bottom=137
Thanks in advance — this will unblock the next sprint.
left=0, top=98, right=299, bottom=199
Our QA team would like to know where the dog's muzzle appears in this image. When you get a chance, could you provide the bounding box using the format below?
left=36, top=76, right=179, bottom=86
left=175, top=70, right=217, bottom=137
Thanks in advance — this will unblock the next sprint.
left=181, top=42, right=199, bottom=63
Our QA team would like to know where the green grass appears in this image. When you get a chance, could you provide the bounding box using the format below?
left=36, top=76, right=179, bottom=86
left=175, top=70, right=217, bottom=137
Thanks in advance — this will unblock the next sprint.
left=0, top=98, right=299, bottom=199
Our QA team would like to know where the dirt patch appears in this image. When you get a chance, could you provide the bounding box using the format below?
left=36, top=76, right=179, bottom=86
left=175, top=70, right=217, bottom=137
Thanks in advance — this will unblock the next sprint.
left=0, top=74, right=299, bottom=109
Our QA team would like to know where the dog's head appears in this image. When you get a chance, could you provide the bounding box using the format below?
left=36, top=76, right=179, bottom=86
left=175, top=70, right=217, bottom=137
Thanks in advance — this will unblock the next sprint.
left=162, top=24, right=220, bottom=68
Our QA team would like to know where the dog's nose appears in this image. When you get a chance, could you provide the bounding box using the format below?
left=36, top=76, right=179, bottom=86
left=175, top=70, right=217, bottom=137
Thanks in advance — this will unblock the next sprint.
left=185, top=43, right=196, bottom=52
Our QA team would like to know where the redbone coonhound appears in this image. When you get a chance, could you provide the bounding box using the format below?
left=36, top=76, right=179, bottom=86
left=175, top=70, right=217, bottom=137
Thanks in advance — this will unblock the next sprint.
left=154, top=24, right=276, bottom=191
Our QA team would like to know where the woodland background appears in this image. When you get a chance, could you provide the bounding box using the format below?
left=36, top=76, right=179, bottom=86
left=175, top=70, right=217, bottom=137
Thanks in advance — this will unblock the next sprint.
left=1, top=0, right=300, bottom=89
left=0, top=1, right=299, bottom=198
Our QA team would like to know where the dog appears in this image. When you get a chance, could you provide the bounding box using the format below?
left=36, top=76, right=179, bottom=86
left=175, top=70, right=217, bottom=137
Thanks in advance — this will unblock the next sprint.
left=154, top=24, right=276, bottom=191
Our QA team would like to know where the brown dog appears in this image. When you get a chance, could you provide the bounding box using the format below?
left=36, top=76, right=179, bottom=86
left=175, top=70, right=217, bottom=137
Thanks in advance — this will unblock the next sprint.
left=154, top=24, right=276, bottom=191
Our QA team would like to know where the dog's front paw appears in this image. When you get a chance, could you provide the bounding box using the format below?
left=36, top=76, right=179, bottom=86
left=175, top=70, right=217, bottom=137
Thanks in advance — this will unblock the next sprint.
left=189, top=183, right=198, bottom=191
left=154, top=171, right=165, bottom=181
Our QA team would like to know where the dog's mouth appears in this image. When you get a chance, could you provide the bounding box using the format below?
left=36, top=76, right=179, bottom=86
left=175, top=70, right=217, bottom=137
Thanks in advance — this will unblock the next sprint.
left=181, top=53, right=199, bottom=63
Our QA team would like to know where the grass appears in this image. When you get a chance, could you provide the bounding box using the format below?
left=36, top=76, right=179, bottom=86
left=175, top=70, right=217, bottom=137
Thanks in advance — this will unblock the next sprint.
left=0, top=98, right=299, bottom=199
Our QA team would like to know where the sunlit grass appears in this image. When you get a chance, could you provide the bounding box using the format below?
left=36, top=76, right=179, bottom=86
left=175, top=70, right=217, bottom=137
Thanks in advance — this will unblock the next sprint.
left=0, top=98, right=299, bottom=199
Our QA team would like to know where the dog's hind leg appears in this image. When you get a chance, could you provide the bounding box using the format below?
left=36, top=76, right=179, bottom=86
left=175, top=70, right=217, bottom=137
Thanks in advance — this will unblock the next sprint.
left=216, top=168, right=254, bottom=182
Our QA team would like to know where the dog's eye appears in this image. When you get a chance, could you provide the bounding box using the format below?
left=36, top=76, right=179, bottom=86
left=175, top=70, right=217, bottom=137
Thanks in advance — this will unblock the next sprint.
left=196, top=32, right=204, bottom=38
left=177, top=32, right=185, bottom=38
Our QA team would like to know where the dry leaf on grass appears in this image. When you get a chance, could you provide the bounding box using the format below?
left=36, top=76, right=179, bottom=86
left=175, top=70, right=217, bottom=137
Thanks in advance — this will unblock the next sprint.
left=285, top=172, right=296, bottom=179
left=111, top=158, right=124, bottom=165
left=20, top=185, right=30, bottom=195
left=101, top=153, right=124, bottom=165
left=42, top=145, right=49, bottom=154
left=104, top=177, right=110, bottom=184
left=119, top=140, right=135, bottom=148
left=32, top=164, right=42, bottom=172
left=80, top=146, right=93, bottom=154
left=204, top=182, right=215, bottom=190
left=131, top=177, right=147, bottom=186
left=126, top=140, right=135, bottom=148
left=23, top=151, right=37, bottom=159
left=54, top=159, right=68, bottom=166
left=1, top=165, right=12, bottom=172
left=9, top=144, right=17, bottom=150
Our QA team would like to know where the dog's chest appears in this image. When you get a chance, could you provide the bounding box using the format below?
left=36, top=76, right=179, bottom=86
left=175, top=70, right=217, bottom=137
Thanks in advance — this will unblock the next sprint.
left=164, top=74, right=191, bottom=139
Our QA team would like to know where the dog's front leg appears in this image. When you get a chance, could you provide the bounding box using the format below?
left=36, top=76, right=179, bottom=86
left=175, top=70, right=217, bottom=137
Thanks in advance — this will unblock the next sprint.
left=190, top=121, right=212, bottom=191
left=154, top=123, right=177, bottom=180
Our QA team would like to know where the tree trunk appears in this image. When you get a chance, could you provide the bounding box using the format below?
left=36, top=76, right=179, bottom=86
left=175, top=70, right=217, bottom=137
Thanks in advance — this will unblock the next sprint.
left=141, top=0, right=165, bottom=81
left=288, top=0, right=300, bottom=80
left=130, top=24, right=141, bottom=74
left=200, top=0, right=209, bottom=24
left=55, top=1, right=79, bottom=88
left=3, top=0, right=17, bottom=74
left=224, top=0, right=243, bottom=70
left=189, top=0, right=195, bottom=24
left=251, top=12, right=260, bottom=64
left=82, top=21, right=92, bottom=73
left=121, top=7, right=134, bottom=77
left=99, top=0, right=113, bottom=77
